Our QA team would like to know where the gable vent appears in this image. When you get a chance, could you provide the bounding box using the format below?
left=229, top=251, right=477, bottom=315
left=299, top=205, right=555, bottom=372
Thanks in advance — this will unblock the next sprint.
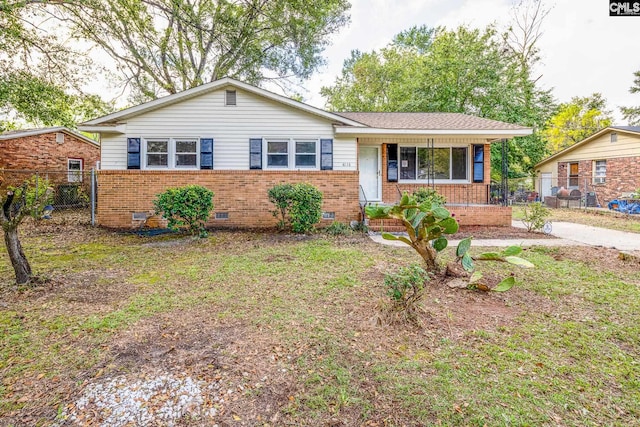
left=225, top=90, right=237, bottom=106
left=56, top=132, right=65, bottom=144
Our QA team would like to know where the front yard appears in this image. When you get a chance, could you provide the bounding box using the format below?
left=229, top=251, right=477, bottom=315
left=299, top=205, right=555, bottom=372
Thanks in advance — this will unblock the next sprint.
left=1, top=226, right=640, bottom=426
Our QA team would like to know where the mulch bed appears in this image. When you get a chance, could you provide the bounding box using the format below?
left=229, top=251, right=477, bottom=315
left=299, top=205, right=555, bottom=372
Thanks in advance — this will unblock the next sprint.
left=452, top=226, right=555, bottom=240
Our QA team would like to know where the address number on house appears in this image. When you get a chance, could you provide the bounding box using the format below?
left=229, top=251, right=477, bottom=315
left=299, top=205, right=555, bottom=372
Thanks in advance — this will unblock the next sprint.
left=342, top=162, right=353, bottom=167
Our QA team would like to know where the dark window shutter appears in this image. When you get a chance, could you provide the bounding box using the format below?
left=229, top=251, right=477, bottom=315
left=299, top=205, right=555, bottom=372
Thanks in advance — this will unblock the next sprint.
left=387, top=144, right=398, bottom=182
left=249, top=138, right=262, bottom=169
left=473, top=145, right=484, bottom=183
left=127, top=137, right=141, bottom=169
left=320, top=139, right=333, bottom=170
left=200, top=138, right=213, bottom=169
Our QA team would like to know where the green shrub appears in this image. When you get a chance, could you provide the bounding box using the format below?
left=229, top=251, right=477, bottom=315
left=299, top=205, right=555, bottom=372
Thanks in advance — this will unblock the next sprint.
left=325, top=221, right=351, bottom=236
left=521, top=201, right=550, bottom=232
left=267, top=183, right=295, bottom=230
left=412, top=187, right=446, bottom=206
left=9, top=175, right=54, bottom=220
left=383, top=264, right=429, bottom=324
left=153, top=185, right=214, bottom=237
left=268, top=182, right=323, bottom=233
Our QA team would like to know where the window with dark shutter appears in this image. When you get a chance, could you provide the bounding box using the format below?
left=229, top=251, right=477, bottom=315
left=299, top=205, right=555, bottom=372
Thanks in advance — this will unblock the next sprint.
left=200, top=138, right=213, bottom=169
left=249, top=138, right=262, bottom=169
left=127, top=137, right=141, bottom=169
left=320, top=139, right=333, bottom=170
left=387, top=144, right=398, bottom=182
left=473, top=145, right=484, bottom=183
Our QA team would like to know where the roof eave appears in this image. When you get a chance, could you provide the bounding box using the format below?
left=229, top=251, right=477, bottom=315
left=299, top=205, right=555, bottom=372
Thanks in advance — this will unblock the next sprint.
left=78, top=124, right=126, bottom=134
left=0, top=126, right=99, bottom=146
left=533, top=126, right=636, bottom=169
left=82, top=77, right=365, bottom=128
left=334, top=127, right=532, bottom=138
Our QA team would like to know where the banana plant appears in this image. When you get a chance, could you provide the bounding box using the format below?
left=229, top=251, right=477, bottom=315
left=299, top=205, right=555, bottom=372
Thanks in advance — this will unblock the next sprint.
left=365, top=192, right=458, bottom=272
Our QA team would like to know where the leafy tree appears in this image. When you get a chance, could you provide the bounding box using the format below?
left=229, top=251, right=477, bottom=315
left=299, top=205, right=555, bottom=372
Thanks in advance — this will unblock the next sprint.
left=0, top=72, right=111, bottom=130
left=0, top=174, right=53, bottom=285
left=322, top=24, right=555, bottom=177
left=620, top=70, right=640, bottom=126
left=0, top=2, right=111, bottom=129
left=542, top=93, right=613, bottom=153
left=56, top=0, right=351, bottom=101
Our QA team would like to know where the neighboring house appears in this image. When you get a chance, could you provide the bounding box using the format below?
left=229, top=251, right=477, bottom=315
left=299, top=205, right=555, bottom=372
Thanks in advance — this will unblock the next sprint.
left=534, top=126, right=640, bottom=204
left=0, top=127, right=100, bottom=184
left=78, top=78, right=531, bottom=229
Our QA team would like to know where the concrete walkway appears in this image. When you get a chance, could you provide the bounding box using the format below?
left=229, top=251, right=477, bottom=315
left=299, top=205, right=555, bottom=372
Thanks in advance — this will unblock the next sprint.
left=369, top=220, right=640, bottom=253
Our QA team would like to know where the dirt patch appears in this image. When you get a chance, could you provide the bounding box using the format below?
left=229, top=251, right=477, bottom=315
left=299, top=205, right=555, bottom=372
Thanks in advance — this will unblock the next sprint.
left=538, top=246, right=640, bottom=277
left=97, top=310, right=299, bottom=426
left=452, top=226, right=555, bottom=240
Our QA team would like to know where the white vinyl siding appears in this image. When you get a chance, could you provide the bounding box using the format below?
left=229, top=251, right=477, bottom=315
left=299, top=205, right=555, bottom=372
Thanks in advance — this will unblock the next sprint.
left=99, top=88, right=357, bottom=170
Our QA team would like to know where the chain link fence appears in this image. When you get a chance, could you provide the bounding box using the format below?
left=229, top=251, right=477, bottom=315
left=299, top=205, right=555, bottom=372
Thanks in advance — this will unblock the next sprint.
left=0, top=169, right=97, bottom=227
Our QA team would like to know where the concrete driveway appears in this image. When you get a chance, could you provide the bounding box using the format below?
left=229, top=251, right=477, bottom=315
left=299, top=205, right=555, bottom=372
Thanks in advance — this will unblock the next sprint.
left=512, top=220, right=640, bottom=252
left=369, top=221, right=640, bottom=253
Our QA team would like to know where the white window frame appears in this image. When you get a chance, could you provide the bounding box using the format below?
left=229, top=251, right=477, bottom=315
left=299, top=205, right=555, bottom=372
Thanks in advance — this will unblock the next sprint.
left=67, top=158, right=83, bottom=182
left=174, top=139, right=199, bottom=169
left=294, top=139, right=318, bottom=169
left=263, top=138, right=320, bottom=170
left=593, top=159, right=606, bottom=184
left=398, top=145, right=470, bottom=183
left=141, top=138, right=200, bottom=170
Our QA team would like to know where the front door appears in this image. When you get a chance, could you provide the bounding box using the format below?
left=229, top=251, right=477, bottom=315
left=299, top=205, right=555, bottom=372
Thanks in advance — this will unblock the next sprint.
left=359, top=146, right=380, bottom=201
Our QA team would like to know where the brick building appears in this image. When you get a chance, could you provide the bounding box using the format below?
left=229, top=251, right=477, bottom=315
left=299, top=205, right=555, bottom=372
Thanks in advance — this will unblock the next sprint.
left=534, top=126, right=640, bottom=205
left=79, top=78, right=531, bottom=229
left=0, top=127, right=100, bottom=184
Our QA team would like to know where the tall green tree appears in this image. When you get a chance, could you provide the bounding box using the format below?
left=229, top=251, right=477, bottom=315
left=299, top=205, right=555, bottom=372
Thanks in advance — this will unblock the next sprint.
left=0, top=1, right=111, bottom=129
left=620, top=70, right=640, bottom=126
left=321, top=24, right=555, bottom=177
left=56, top=0, right=351, bottom=101
left=542, top=93, right=613, bottom=153
left=0, top=72, right=111, bottom=131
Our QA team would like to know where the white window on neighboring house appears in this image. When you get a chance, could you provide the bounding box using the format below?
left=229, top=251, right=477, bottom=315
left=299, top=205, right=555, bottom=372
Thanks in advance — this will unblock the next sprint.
left=68, top=158, right=83, bottom=182
left=594, top=160, right=606, bottom=184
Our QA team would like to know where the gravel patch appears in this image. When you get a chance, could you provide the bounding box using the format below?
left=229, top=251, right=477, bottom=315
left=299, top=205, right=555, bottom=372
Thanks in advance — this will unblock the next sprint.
left=55, top=372, right=222, bottom=426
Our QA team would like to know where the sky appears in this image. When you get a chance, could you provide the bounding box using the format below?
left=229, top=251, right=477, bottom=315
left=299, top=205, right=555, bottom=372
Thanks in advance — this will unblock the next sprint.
left=300, top=0, right=640, bottom=123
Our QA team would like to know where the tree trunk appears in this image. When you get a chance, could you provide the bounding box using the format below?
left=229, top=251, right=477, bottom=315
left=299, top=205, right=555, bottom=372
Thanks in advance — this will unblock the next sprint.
left=4, top=226, right=32, bottom=284
left=413, top=242, right=439, bottom=273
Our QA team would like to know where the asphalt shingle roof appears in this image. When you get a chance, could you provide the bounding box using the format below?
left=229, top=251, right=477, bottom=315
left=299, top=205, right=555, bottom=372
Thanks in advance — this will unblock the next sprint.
left=335, top=112, right=529, bottom=130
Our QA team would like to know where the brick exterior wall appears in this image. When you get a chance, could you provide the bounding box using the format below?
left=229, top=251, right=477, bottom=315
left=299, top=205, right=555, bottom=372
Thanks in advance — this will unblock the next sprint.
left=0, top=132, right=100, bottom=184
left=97, top=170, right=360, bottom=229
left=557, top=156, right=640, bottom=204
left=370, top=142, right=511, bottom=227
left=368, top=205, right=512, bottom=231
left=380, top=143, right=492, bottom=204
